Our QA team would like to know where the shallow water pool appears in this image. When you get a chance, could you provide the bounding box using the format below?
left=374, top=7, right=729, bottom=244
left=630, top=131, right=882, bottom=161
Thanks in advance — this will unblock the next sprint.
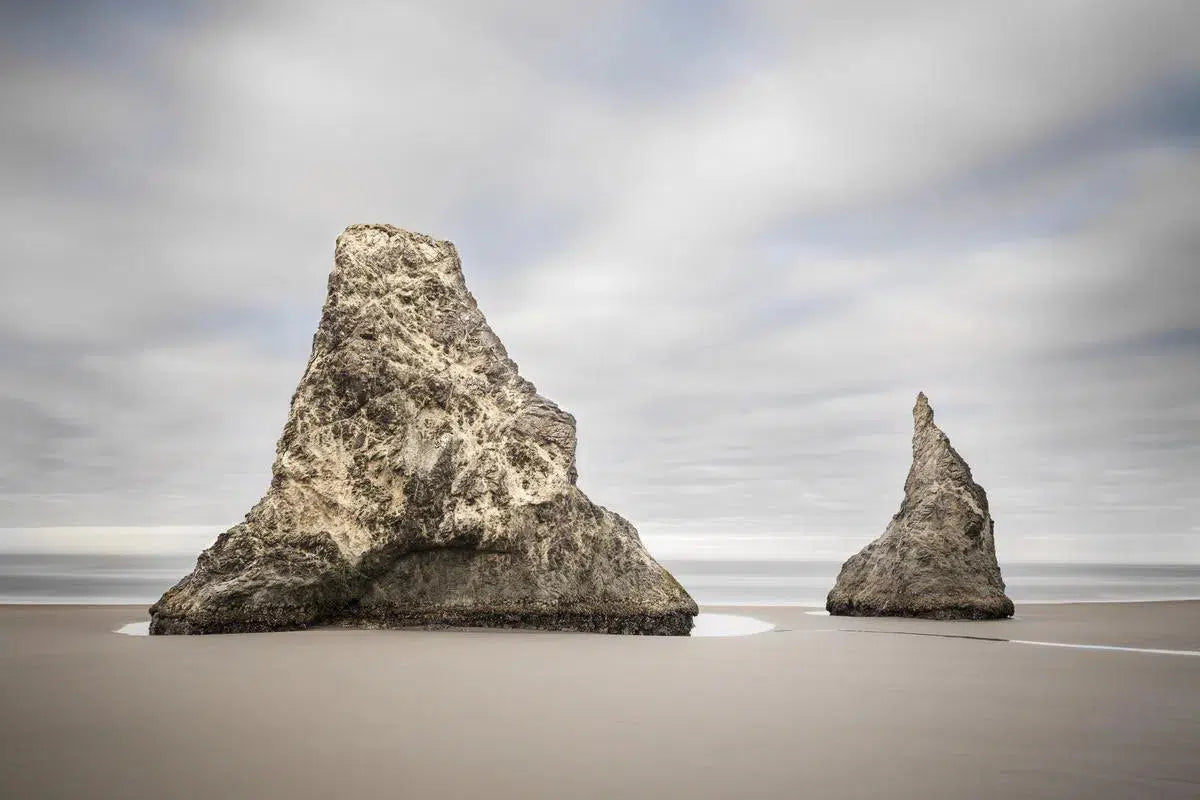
left=689, top=613, right=775, bottom=637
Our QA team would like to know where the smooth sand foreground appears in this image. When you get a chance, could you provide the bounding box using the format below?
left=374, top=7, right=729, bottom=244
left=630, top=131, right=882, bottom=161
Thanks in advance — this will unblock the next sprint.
left=1, top=602, right=1197, bottom=800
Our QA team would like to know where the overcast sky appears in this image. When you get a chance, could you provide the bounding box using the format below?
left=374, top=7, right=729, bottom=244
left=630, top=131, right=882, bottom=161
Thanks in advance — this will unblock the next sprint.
left=1, top=1, right=1198, bottom=563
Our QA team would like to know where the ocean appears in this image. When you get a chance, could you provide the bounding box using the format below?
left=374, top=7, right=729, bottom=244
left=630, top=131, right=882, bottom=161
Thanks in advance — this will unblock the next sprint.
left=663, top=560, right=1200, bottom=606
left=1, top=553, right=1198, bottom=606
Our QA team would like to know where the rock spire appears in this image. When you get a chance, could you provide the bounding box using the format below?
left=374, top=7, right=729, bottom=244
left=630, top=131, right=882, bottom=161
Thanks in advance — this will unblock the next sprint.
left=826, top=392, right=1014, bottom=619
left=150, top=224, right=697, bottom=635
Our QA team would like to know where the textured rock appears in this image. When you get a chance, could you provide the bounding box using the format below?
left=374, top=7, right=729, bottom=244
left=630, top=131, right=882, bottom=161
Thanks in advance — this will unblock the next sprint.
left=826, top=393, right=1014, bottom=620
left=150, top=224, right=697, bottom=635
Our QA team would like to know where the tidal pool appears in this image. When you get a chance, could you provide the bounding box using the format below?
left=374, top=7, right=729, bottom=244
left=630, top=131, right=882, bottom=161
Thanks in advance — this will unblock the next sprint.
left=114, top=621, right=150, bottom=636
left=689, top=613, right=775, bottom=637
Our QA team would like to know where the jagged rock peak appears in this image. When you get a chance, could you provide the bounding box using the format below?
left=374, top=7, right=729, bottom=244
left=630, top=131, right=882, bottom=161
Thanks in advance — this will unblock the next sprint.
left=150, top=224, right=697, bottom=635
left=826, top=392, right=1014, bottom=620
left=914, top=390, right=933, bottom=427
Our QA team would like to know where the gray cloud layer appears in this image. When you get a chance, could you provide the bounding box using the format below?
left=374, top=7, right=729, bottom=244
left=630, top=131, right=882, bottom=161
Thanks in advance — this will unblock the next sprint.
left=2, top=1, right=1198, bottom=562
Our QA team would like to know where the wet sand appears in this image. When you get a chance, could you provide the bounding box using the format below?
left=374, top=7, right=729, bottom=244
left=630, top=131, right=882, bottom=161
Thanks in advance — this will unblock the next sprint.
left=1, top=602, right=1197, bottom=799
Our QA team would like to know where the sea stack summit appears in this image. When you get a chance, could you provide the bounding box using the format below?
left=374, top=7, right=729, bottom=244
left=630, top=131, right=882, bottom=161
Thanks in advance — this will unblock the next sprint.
left=150, top=224, right=697, bottom=635
left=826, top=392, right=1014, bottom=620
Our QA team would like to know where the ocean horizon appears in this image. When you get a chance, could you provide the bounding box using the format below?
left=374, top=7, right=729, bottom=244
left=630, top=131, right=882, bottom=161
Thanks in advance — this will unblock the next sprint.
left=2, top=553, right=1197, bottom=607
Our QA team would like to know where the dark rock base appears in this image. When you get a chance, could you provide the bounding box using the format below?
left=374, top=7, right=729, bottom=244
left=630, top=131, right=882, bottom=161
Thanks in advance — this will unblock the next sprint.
left=826, top=598, right=1015, bottom=620
left=344, top=609, right=695, bottom=636
left=149, top=609, right=695, bottom=636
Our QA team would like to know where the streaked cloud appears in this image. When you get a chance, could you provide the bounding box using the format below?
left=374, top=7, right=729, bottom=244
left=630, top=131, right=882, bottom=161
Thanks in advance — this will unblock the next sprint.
left=1, top=1, right=1197, bottom=563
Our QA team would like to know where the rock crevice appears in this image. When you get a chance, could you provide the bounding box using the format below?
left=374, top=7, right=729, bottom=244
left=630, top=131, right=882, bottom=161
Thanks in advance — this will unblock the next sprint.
left=826, top=392, right=1014, bottom=620
left=150, top=224, right=697, bottom=635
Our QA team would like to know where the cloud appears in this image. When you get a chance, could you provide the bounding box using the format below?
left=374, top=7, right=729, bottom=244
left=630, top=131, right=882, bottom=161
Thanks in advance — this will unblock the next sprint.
left=0, top=1, right=1197, bottom=562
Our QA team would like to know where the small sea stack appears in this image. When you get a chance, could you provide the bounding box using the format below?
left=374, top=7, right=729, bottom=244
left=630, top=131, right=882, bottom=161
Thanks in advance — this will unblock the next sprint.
left=150, top=224, right=697, bottom=635
left=826, top=393, right=1014, bottom=620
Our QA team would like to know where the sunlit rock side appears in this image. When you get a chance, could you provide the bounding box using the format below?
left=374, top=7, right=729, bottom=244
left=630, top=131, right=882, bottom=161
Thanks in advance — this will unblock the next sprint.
left=150, top=224, right=697, bottom=635
left=826, top=393, right=1014, bottom=620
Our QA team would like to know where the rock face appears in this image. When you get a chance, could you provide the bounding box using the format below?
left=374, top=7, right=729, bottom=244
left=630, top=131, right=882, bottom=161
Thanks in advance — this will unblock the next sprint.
left=150, top=224, right=697, bottom=635
left=826, top=393, right=1014, bottom=620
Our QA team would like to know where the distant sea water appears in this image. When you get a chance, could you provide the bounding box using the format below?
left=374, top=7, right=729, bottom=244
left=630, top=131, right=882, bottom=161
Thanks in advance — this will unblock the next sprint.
left=663, top=561, right=1200, bottom=606
left=0, top=554, right=1198, bottom=606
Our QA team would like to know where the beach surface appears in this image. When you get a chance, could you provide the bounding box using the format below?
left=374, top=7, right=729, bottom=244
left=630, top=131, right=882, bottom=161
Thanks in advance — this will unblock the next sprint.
left=1, top=602, right=1197, bottom=799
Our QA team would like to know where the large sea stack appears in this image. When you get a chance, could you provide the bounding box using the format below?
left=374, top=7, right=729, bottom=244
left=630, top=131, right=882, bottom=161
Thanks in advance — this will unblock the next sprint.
left=826, top=393, right=1014, bottom=619
left=150, top=224, right=697, bottom=635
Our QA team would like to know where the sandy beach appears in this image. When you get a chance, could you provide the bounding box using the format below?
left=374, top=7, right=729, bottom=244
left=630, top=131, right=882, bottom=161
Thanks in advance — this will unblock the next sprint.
left=1, top=602, right=1197, bottom=799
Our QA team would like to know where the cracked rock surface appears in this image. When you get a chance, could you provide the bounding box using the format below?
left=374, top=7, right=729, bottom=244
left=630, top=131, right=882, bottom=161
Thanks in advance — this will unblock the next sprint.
left=150, top=224, right=697, bottom=635
left=826, top=393, right=1014, bottom=620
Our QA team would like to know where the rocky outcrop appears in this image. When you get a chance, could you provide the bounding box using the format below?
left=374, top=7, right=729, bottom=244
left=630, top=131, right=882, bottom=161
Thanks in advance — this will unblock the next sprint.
left=826, top=393, right=1013, bottom=619
left=150, top=224, right=697, bottom=635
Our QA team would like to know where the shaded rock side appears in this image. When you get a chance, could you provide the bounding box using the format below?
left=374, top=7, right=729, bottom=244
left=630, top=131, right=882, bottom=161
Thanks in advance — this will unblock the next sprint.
left=150, top=224, right=697, bottom=635
left=826, top=393, right=1014, bottom=620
